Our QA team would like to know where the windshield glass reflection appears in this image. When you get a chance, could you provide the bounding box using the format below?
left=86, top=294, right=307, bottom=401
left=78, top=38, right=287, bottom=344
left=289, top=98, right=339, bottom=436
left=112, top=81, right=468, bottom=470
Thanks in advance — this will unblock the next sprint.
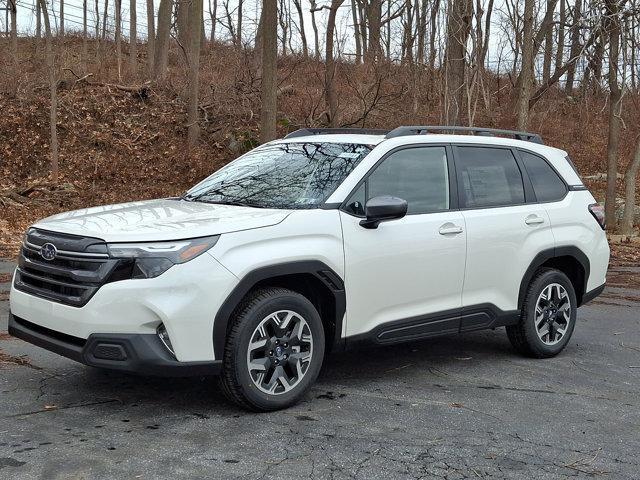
left=184, top=142, right=372, bottom=209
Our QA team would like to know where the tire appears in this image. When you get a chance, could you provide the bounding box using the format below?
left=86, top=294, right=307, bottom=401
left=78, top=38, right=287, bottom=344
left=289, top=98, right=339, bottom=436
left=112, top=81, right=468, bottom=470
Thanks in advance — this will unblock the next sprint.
left=506, top=268, right=577, bottom=358
left=220, top=287, right=325, bottom=411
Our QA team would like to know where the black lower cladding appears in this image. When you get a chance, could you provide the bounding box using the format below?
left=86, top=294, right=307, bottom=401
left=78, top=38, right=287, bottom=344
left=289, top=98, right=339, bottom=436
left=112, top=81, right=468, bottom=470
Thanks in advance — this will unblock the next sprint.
left=345, top=304, right=520, bottom=349
left=581, top=283, right=605, bottom=305
left=8, top=314, right=221, bottom=377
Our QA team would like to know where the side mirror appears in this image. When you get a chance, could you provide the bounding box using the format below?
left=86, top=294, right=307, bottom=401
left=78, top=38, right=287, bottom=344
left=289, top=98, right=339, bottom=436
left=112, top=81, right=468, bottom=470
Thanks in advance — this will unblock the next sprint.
left=359, top=196, right=408, bottom=229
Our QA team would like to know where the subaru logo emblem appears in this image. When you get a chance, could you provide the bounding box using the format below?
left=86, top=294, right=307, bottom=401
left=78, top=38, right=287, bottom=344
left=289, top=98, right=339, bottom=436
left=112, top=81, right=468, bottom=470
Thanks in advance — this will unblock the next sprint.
left=40, top=243, right=57, bottom=261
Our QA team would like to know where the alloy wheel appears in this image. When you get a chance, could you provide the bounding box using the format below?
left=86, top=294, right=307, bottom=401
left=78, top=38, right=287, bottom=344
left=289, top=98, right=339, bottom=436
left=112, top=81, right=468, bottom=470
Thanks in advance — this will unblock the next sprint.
left=246, top=310, right=313, bottom=395
left=534, top=283, right=571, bottom=346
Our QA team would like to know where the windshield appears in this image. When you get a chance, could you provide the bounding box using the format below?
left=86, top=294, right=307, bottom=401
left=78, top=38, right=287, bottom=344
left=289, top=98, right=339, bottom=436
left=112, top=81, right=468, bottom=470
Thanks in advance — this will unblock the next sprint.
left=183, top=142, right=372, bottom=209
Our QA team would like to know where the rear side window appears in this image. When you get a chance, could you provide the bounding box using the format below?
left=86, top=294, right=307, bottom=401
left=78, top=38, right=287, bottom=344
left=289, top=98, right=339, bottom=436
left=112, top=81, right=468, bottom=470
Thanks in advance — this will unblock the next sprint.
left=520, top=151, right=567, bottom=202
left=456, top=147, right=525, bottom=208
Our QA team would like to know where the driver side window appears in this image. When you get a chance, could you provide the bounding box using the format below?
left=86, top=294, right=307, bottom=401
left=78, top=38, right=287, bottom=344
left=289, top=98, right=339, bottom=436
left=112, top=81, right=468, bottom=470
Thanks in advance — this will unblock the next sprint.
left=344, top=146, right=450, bottom=216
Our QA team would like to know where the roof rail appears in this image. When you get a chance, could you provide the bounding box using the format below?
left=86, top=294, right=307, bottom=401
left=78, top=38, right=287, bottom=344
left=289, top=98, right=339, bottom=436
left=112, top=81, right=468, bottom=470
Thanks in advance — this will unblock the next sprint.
left=284, top=128, right=389, bottom=139
left=384, top=126, right=544, bottom=144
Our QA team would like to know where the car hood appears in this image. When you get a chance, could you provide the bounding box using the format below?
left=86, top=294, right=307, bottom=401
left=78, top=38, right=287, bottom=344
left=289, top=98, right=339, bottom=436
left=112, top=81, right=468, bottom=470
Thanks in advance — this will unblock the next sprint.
left=31, top=198, right=292, bottom=242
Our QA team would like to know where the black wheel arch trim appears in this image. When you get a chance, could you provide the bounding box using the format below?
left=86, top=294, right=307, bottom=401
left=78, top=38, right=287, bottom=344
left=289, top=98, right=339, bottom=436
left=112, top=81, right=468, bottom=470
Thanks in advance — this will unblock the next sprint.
left=518, top=246, right=590, bottom=308
left=212, top=260, right=346, bottom=359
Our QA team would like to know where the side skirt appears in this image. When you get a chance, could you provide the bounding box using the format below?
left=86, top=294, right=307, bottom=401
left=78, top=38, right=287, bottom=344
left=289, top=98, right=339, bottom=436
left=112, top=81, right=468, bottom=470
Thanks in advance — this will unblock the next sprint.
left=344, top=304, right=520, bottom=350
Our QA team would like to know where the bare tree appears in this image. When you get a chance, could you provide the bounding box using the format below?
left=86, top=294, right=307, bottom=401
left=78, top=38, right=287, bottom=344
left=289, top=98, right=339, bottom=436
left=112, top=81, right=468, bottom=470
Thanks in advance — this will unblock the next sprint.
left=554, top=0, right=566, bottom=72
left=38, top=0, right=59, bottom=184
left=8, top=0, right=17, bottom=58
left=60, top=0, right=65, bottom=36
left=325, top=0, right=345, bottom=126
left=155, top=0, right=174, bottom=80
left=366, top=0, right=382, bottom=61
left=604, top=0, right=625, bottom=228
left=516, top=0, right=535, bottom=129
left=82, top=0, right=88, bottom=70
left=147, top=0, right=156, bottom=77
left=237, top=0, right=244, bottom=47
left=542, top=0, right=554, bottom=83
left=352, top=0, right=362, bottom=63
left=188, top=0, right=203, bottom=148
left=209, top=0, right=218, bottom=40
left=565, top=0, right=583, bottom=95
left=36, top=0, right=42, bottom=38
left=260, top=0, right=278, bottom=142
left=115, top=0, right=122, bottom=81
left=444, top=0, right=473, bottom=125
left=293, top=0, right=309, bottom=57
left=428, top=0, right=441, bottom=70
left=310, top=0, right=321, bottom=59
left=621, top=137, right=640, bottom=235
left=130, top=0, right=138, bottom=76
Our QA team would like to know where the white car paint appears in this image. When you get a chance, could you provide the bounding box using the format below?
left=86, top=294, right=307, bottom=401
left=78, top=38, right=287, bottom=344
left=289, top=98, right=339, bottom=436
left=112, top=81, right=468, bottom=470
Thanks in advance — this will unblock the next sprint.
left=10, top=130, right=609, bottom=365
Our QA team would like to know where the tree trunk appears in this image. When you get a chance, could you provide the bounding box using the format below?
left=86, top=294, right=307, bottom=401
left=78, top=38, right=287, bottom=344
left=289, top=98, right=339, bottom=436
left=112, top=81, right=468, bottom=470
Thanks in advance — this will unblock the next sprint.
left=38, top=0, right=59, bottom=184
left=428, top=0, right=441, bottom=70
left=542, top=1, right=554, bottom=83
left=444, top=0, right=473, bottom=125
left=325, top=0, right=345, bottom=126
left=366, top=0, right=382, bottom=62
left=621, top=138, right=640, bottom=235
left=9, top=0, right=17, bottom=57
left=155, top=0, right=174, bottom=80
left=82, top=0, right=88, bottom=70
left=310, top=0, right=320, bottom=60
left=115, top=0, right=122, bottom=81
left=146, top=0, right=156, bottom=77
left=177, top=0, right=190, bottom=47
left=209, top=0, right=217, bottom=41
left=130, top=0, right=138, bottom=76
left=188, top=0, right=203, bottom=149
left=352, top=0, right=362, bottom=63
left=260, top=0, right=278, bottom=142
left=292, top=0, right=308, bottom=57
left=417, top=0, right=428, bottom=63
left=604, top=0, right=623, bottom=229
left=516, top=0, right=535, bottom=130
left=60, top=0, right=65, bottom=36
left=237, top=0, right=243, bottom=47
left=565, top=0, right=583, bottom=95
left=36, top=0, right=42, bottom=38
left=554, top=0, right=565, bottom=73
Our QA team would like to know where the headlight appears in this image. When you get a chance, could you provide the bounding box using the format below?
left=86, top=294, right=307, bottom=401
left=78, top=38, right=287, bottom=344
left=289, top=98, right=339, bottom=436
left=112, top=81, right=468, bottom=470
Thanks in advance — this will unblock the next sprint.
left=107, top=235, right=220, bottom=279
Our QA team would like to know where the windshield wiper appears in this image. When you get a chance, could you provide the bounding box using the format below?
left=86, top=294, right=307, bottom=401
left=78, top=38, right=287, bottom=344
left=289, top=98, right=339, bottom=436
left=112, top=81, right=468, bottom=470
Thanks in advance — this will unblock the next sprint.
left=193, top=198, right=267, bottom=209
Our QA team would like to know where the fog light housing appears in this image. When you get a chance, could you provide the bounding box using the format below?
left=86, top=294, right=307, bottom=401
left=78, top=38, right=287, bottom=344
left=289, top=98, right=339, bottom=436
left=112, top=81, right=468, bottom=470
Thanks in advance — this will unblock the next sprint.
left=157, top=324, right=175, bottom=357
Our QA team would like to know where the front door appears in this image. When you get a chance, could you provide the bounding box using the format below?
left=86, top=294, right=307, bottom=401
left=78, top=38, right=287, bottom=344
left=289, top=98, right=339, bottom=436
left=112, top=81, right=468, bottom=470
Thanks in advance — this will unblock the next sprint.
left=339, top=145, right=467, bottom=342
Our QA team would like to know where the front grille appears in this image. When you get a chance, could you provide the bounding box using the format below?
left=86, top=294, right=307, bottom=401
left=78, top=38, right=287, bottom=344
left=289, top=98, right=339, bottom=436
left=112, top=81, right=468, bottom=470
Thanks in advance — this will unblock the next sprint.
left=14, top=228, right=126, bottom=307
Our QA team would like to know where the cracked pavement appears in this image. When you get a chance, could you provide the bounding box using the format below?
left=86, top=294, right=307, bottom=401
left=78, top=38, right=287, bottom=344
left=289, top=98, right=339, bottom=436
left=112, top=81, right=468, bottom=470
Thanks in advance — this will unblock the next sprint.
left=1, top=259, right=639, bottom=479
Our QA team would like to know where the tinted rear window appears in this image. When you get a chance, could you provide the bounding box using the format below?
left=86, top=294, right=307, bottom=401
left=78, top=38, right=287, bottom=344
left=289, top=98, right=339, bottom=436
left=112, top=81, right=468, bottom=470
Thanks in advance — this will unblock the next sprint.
left=521, top=151, right=567, bottom=202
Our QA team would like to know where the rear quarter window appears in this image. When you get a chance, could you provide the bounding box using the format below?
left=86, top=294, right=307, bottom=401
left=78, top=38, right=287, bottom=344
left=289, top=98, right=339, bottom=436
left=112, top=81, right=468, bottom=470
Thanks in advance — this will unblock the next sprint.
left=520, top=151, right=567, bottom=202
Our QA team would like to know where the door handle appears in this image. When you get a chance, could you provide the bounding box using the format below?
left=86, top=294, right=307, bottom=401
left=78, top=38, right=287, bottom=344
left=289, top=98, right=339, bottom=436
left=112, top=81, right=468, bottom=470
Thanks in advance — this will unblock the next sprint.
left=439, top=223, right=464, bottom=235
left=525, top=215, right=545, bottom=225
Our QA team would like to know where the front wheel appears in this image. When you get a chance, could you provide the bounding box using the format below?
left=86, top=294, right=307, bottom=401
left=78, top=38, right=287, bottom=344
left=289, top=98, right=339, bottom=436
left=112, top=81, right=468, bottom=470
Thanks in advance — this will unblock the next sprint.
left=507, top=268, right=577, bottom=358
left=220, top=287, right=325, bottom=411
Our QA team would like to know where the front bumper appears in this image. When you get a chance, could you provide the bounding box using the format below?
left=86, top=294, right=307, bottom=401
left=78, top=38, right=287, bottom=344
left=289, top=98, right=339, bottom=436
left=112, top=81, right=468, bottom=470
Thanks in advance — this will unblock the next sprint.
left=8, top=314, right=221, bottom=376
left=9, top=252, right=239, bottom=362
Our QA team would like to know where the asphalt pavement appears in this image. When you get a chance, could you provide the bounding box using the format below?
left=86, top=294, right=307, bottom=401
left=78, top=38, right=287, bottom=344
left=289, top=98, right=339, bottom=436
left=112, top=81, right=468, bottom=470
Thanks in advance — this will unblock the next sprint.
left=1, top=259, right=639, bottom=479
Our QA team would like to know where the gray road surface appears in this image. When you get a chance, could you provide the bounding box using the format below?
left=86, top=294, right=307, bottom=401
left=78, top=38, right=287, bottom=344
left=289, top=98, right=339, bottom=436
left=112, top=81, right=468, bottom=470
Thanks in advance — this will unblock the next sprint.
left=1, top=259, right=639, bottom=479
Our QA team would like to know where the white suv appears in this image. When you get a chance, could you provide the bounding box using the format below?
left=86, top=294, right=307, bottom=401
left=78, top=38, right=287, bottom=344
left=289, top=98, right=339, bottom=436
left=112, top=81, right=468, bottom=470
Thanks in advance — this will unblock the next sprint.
left=9, top=126, right=609, bottom=411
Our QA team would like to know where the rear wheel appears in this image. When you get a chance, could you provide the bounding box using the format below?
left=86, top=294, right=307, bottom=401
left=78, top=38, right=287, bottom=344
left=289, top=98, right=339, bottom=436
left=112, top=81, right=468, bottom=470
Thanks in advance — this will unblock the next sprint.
left=220, top=287, right=325, bottom=411
left=507, top=268, right=577, bottom=358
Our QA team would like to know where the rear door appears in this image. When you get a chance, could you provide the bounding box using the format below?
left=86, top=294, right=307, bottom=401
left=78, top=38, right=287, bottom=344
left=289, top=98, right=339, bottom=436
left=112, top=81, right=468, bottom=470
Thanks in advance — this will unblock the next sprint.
left=453, top=145, right=555, bottom=330
left=340, top=145, right=467, bottom=341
